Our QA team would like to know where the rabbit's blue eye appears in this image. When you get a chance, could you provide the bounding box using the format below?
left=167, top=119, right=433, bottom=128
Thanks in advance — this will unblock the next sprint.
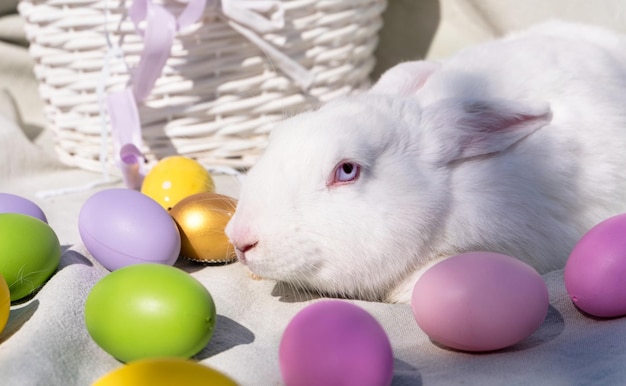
left=330, top=161, right=360, bottom=186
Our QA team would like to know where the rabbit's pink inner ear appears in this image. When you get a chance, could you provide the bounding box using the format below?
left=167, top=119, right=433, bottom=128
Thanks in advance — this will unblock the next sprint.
left=455, top=99, right=553, bottom=160
left=369, top=61, right=440, bottom=96
left=420, top=98, right=552, bottom=165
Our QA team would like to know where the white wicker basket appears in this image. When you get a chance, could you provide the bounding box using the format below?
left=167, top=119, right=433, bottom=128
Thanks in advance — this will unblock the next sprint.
left=18, top=0, right=387, bottom=174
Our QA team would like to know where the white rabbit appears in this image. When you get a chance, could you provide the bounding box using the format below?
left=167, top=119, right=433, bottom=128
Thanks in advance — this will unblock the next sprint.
left=225, top=21, right=626, bottom=303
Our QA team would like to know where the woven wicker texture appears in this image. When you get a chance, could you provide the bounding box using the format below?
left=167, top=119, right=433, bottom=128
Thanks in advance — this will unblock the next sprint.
left=18, top=0, right=386, bottom=173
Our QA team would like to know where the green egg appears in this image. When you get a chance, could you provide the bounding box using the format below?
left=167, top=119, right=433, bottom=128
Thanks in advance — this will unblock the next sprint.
left=0, top=213, right=61, bottom=301
left=84, top=263, right=216, bottom=363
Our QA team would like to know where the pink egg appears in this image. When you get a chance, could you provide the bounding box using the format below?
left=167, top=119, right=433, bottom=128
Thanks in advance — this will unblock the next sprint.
left=279, top=300, right=393, bottom=386
left=412, top=252, right=549, bottom=352
left=564, top=213, right=626, bottom=317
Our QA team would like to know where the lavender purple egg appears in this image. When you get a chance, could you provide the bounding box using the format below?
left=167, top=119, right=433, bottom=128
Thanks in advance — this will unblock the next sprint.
left=0, top=193, right=47, bottom=222
left=78, top=188, right=181, bottom=271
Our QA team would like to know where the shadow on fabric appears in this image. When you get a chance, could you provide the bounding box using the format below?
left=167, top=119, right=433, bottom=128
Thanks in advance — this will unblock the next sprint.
left=194, top=315, right=255, bottom=360
left=0, top=299, right=39, bottom=344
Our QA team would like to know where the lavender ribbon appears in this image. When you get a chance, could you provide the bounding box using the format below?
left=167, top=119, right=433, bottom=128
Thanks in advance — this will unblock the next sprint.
left=107, top=0, right=206, bottom=189
left=107, top=0, right=313, bottom=189
left=128, top=0, right=208, bottom=102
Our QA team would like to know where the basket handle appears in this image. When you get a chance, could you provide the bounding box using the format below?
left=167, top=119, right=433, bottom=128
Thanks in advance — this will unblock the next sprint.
left=220, top=0, right=314, bottom=89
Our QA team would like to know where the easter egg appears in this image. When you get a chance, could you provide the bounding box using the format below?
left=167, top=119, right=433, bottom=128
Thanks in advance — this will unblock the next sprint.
left=79, top=188, right=181, bottom=271
left=141, top=156, right=215, bottom=210
left=412, top=252, right=549, bottom=352
left=279, top=300, right=393, bottom=386
left=170, top=192, right=237, bottom=263
left=0, top=213, right=61, bottom=301
left=92, top=358, right=238, bottom=386
left=0, top=274, right=9, bottom=334
left=0, top=193, right=47, bottom=222
left=84, top=263, right=216, bottom=362
left=565, top=213, right=626, bottom=317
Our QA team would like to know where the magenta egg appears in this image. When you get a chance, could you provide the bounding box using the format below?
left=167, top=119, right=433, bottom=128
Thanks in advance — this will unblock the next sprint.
left=79, top=189, right=181, bottom=271
left=279, top=300, right=393, bottom=386
left=565, top=213, right=626, bottom=317
left=412, top=252, right=549, bottom=352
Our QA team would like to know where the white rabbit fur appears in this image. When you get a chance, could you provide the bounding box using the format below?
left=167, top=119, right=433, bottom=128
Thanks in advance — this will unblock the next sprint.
left=225, top=21, right=626, bottom=303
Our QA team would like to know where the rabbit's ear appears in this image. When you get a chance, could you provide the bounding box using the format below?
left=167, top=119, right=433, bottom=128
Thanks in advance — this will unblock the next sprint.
left=370, top=61, right=440, bottom=96
left=420, top=98, right=552, bottom=164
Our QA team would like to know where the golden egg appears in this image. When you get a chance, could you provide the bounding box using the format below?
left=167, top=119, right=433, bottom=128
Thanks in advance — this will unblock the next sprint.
left=141, top=156, right=215, bottom=210
left=0, top=273, right=9, bottom=334
left=170, top=192, right=237, bottom=263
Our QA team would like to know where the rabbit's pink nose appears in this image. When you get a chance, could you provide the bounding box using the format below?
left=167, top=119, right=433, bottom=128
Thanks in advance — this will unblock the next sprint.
left=230, top=228, right=257, bottom=251
left=233, top=240, right=258, bottom=264
left=237, top=241, right=258, bottom=253
left=229, top=226, right=259, bottom=264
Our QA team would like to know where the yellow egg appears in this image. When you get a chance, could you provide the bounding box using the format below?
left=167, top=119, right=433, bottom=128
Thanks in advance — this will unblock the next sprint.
left=170, top=192, right=237, bottom=264
left=141, top=156, right=215, bottom=210
left=0, top=273, right=9, bottom=334
left=92, top=358, right=238, bottom=386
